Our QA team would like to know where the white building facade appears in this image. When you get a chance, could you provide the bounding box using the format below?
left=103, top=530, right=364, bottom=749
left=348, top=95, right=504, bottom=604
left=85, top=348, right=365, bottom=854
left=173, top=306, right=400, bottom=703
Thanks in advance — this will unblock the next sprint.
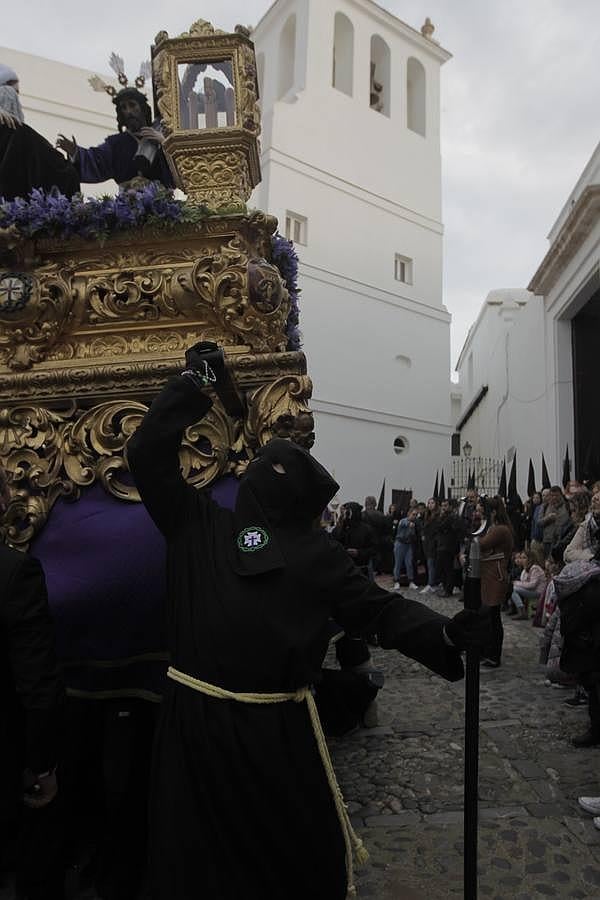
left=251, top=0, right=454, bottom=505
left=454, top=140, right=600, bottom=495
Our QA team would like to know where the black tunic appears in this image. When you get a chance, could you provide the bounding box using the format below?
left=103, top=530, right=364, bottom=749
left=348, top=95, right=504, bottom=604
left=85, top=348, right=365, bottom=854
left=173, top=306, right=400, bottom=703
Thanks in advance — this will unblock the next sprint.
left=0, top=123, right=79, bottom=200
left=128, top=377, right=463, bottom=900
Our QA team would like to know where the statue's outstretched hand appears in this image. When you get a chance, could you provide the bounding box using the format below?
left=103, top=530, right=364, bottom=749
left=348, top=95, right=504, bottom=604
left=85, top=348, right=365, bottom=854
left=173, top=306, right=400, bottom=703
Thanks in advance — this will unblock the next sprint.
left=444, top=608, right=492, bottom=652
left=56, top=134, right=77, bottom=158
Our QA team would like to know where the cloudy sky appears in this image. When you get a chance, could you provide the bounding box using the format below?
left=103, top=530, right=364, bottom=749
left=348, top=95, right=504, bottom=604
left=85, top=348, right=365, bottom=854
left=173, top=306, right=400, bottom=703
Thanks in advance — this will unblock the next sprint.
left=4, top=0, right=599, bottom=365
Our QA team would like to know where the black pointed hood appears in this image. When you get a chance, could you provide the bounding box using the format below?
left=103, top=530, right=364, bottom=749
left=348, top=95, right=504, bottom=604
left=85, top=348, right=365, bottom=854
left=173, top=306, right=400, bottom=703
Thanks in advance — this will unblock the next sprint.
left=230, top=439, right=339, bottom=576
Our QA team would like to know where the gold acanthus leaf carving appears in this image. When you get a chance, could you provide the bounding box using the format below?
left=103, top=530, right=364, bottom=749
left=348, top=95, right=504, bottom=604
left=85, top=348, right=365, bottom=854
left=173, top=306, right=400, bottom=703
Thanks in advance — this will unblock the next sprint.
left=61, top=401, right=148, bottom=500
left=245, top=375, right=314, bottom=449
left=46, top=332, right=204, bottom=362
left=0, top=404, right=80, bottom=547
left=239, top=42, right=261, bottom=138
left=174, top=152, right=253, bottom=206
left=0, top=395, right=244, bottom=547
left=181, top=19, right=225, bottom=37
left=153, top=49, right=174, bottom=134
left=181, top=239, right=289, bottom=353
left=86, top=269, right=168, bottom=323
left=180, top=404, right=241, bottom=489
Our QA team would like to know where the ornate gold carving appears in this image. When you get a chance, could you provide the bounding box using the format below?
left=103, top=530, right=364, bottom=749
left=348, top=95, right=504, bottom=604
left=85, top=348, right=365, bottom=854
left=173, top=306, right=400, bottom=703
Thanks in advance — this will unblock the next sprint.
left=0, top=209, right=293, bottom=380
left=152, top=49, right=174, bottom=133
left=0, top=404, right=79, bottom=547
left=179, top=239, right=289, bottom=352
left=179, top=20, right=226, bottom=38
left=0, top=353, right=307, bottom=406
left=0, top=363, right=313, bottom=548
left=86, top=268, right=167, bottom=323
left=0, top=266, right=74, bottom=370
left=238, top=42, right=261, bottom=136
left=245, top=375, right=314, bottom=449
left=152, top=25, right=261, bottom=204
left=170, top=146, right=253, bottom=207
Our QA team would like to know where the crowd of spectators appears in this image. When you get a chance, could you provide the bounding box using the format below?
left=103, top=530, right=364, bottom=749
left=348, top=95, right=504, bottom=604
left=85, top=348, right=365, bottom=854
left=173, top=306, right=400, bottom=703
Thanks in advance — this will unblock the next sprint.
left=328, top=477, right=600, bottom=828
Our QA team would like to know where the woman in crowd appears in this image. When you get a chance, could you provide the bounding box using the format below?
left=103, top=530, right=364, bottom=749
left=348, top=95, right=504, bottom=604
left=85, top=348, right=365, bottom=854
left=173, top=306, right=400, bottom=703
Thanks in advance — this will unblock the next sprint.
left=509, top=548, right=546, bottom=620
left=564, top=491, right=600, bottom=563
left=420, top=498, right=440, bottom=595
left=550, top=492, right=589, bottom=562
left=540, top=486, right=570, bottom=559
left=477, top=496, right=514, bottom=668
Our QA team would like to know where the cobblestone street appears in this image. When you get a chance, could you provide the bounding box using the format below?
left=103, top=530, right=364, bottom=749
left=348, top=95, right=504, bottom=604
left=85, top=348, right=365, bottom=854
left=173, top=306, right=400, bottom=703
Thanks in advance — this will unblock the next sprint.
left=337, top=583, right=600, bottom=899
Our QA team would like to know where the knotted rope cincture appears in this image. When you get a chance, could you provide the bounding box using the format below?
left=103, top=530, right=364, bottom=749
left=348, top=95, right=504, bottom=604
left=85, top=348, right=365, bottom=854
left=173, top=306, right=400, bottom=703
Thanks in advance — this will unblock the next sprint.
left=167, top=666, right=369, bottom=897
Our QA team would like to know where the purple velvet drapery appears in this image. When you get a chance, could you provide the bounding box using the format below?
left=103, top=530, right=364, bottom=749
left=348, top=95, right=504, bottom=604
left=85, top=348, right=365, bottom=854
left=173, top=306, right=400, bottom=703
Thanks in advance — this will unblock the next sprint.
left=30, top=476, right=239, bottom=699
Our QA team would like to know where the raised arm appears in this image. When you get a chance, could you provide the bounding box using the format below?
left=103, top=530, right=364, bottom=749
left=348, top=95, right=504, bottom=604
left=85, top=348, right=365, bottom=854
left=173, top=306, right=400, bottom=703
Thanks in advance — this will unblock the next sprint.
left=127, top=375, right=213, bottom=537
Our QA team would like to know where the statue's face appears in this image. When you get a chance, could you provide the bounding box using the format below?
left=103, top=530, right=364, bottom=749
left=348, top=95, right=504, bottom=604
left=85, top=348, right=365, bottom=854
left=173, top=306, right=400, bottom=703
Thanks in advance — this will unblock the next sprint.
left=118, top=98, right=146, bottom=133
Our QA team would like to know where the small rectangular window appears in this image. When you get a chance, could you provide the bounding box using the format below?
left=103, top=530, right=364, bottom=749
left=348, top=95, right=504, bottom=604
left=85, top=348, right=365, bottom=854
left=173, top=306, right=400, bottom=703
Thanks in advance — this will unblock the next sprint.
left=285, top=211, right=307, bottom=246
left=394, top=253, right=413, bottom=284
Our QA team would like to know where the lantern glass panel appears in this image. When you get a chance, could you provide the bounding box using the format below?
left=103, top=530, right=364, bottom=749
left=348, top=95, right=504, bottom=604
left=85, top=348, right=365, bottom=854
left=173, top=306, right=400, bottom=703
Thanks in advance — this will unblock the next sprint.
left=177, top=60, right=236, bottom=129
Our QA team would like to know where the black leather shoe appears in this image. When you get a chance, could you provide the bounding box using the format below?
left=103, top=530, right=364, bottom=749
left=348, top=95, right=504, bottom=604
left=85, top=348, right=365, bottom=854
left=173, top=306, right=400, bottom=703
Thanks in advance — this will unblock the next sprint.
left=571, top=729, right=600, bottom=748
left=481, top=658, right=500, bottom=669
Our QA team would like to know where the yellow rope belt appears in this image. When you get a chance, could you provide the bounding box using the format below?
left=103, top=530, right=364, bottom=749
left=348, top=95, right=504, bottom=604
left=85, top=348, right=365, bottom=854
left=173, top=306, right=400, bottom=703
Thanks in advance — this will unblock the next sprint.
left=167, top=665, right=369, bottom=897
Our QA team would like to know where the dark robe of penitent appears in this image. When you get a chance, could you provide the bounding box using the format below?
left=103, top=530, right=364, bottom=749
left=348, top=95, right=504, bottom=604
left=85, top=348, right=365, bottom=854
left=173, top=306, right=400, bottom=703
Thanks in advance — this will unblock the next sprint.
left=128, top=376, right=464, bottom=900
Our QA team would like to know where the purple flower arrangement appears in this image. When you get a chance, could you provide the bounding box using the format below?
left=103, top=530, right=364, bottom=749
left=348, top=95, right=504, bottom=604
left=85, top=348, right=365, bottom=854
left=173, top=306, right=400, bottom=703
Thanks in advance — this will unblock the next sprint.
left=0, top=183, right=185, bottom=241
left=0, top=186, right=301, bottom=348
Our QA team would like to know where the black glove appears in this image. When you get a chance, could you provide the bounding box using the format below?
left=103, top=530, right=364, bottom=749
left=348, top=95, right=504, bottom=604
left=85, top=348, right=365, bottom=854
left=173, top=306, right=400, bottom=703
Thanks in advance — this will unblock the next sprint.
left=184, top=342, right=244, bottom=418
left=444, top=607, right=492, bottom=652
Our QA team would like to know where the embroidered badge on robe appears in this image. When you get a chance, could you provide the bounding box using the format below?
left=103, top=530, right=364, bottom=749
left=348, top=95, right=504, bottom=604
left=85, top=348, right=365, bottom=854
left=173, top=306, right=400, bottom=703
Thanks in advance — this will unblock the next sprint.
left=237, top=526, right=270, bottom=552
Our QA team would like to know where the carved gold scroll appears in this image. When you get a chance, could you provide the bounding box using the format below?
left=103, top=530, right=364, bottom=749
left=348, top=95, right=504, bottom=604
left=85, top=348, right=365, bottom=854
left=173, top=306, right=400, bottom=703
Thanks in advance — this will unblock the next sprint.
left=0, top=212, right=312, bottom=548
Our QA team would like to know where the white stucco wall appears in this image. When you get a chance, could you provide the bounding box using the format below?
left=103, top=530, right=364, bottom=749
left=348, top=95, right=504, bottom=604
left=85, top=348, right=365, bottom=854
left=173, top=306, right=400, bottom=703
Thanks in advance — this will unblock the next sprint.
left=252, top=0, right=453, bottom=502
left=454, top=291, right=549, bottom=495
left=455, top=140, right=600, bottom=493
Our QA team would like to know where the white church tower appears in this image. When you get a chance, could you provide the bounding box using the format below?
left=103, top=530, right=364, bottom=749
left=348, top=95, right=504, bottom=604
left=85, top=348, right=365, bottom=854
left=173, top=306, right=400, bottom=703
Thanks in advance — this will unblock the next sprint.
left=251, top=0, right=453, bottom=504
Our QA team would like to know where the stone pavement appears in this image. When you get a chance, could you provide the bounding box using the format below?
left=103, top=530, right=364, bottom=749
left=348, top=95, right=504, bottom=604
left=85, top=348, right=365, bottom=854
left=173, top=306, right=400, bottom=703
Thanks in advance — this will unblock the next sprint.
left=333, top=581, right=600, bottom=899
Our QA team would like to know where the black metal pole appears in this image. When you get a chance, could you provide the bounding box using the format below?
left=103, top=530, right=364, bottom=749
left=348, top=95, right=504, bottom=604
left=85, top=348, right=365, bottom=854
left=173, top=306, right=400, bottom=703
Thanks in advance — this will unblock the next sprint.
left=463, top=537, right=481, bottom=900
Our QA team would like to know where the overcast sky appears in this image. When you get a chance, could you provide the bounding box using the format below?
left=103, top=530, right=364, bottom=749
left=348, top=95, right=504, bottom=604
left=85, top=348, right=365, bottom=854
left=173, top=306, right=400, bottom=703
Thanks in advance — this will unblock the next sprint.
left=3, top=0, right=599, bottom=366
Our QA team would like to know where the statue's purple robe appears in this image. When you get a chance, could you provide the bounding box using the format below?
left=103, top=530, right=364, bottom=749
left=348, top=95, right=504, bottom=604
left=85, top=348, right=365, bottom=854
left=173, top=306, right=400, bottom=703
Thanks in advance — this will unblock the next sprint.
left=74, top=130, right=174, bottom=188
left=127, top=376, right=464, bottom=900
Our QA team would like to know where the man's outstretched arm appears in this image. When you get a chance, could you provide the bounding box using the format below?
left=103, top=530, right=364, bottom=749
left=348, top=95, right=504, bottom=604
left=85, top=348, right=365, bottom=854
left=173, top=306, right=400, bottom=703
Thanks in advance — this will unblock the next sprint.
left=324, top=539, right=471, bottom=681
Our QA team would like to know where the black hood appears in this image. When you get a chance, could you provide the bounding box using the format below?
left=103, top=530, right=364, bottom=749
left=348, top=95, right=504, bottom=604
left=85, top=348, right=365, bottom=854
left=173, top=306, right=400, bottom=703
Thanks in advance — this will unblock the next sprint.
left=236, top=439, right=339, bottom=526
left=229, top=439, right=339, bottom=577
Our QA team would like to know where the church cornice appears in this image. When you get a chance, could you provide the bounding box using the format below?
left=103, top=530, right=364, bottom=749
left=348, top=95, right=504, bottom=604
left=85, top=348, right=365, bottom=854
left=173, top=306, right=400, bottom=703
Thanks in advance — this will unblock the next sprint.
left=528, top=184, right=600, bottom=296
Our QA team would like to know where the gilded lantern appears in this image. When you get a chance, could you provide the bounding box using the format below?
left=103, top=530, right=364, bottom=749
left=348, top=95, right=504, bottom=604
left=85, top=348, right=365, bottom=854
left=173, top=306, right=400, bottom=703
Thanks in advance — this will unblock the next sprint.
left=152, top=20, right=261, bottom=207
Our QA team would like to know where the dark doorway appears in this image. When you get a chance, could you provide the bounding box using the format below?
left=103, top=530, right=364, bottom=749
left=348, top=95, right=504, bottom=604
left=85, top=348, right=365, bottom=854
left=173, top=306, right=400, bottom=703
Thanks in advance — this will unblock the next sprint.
left=572, top=281, right=600, bottom=482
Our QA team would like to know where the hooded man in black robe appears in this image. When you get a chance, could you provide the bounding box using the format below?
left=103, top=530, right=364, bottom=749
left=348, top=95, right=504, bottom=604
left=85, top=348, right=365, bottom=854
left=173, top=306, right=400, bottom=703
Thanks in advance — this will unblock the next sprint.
left=127, top=345, right=488, bottom=900
left=0, top=64, right=79, bottom=201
